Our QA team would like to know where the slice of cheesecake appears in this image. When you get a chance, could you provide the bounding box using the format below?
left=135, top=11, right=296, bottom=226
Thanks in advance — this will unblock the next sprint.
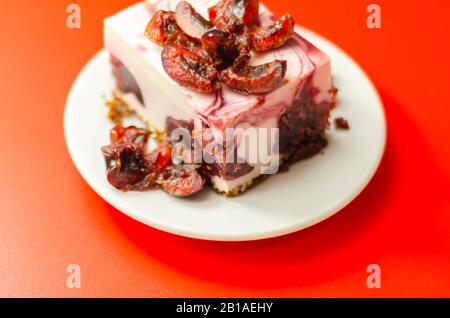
left=104, top=0, right=335, bottom=195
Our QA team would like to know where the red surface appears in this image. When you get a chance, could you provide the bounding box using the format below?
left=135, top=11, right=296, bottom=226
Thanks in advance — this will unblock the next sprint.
left=1, top=0, right=449, bottom=297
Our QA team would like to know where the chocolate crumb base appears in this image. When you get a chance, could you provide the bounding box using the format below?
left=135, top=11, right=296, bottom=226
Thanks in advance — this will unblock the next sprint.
left=105, top=92, right=135, bottom=124
left=279, top=133, right=328, bottom=172
left=334, top=117, right=350, bottom=130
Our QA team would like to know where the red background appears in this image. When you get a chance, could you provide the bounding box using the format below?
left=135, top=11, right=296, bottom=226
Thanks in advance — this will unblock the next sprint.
left=1, top=0, right=449, bottom=297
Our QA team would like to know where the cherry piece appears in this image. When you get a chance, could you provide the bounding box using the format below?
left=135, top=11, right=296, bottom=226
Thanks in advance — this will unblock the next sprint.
left=145, top=10, right=190, bottom=46
left=230, top=30, right=252, bottom=67
left=162, top=166, right=205, bottom=197
left=149, top=141, right=173, bottom=172
left=175, top=1, right=213, bottom=41
left=102, top=125, right=155, bottom=191
left=221, top=59, right=287, bottom=94
left=250, top=13, right=294, bottom=51
left=209, top=0, right=259, bottom=31
left=102, top=143, right=151, bottom=190
left=161, top=44, right=219, bottom=93
left=110, top=125, right=150, bottom=146
left=201, top=29, right=228, bottom=61
left=102, top=125, right=207, bottom=195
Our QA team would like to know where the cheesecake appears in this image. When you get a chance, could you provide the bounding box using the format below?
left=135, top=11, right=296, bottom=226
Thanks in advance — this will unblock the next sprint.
left=102, top=0, right=336, bottom=197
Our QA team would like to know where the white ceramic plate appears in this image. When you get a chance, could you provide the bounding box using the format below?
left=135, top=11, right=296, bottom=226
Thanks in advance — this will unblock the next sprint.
left=64, top=27, right=386, bottom=241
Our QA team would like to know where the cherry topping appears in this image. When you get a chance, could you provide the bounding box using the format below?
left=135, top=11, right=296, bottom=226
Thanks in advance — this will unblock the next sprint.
left=110, top=125, right=150, bottom=146
left=162, top=166, right=205, bottom=197
left=161, top=44, right=219, bottom=93
left=102, top=143, right=151, bottom=191
left=145, top=10, right=191, bottom=46
left=175, top=1, right=213, bottom=41
left=151, top=141, right=173, bottom=172
left=201, top=29, right=228, bottom=62
left=250, top=13, right=295, bottom=51
left=209, top=0, right=259, bottom=31
left=221, top=59, right=287, bottom=94
left=145, top=0, right=294, bottom=95
left=102, top=125, right=205, bottom=196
